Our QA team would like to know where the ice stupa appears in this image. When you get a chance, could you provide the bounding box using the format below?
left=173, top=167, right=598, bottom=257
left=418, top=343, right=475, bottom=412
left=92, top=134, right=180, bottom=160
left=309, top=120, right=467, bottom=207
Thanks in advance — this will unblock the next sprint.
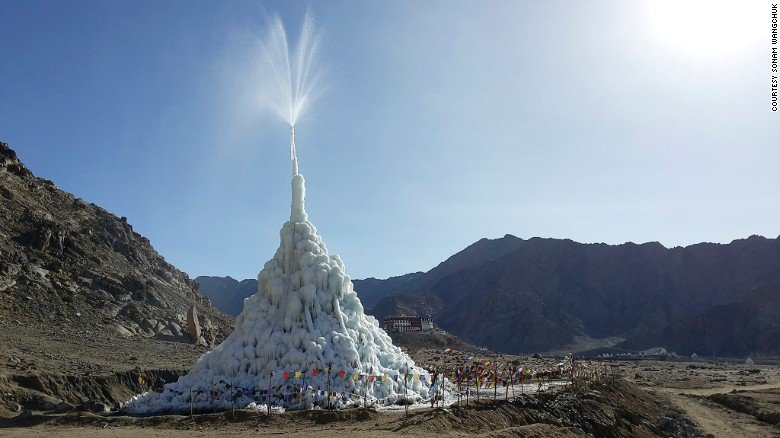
left=124, top=128, right=430, bottom=414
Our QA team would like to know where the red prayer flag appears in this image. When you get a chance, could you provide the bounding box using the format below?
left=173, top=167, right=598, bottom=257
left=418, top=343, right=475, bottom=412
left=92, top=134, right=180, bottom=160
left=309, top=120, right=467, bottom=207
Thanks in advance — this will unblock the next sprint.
left=283, top=371, right=290, bottom=380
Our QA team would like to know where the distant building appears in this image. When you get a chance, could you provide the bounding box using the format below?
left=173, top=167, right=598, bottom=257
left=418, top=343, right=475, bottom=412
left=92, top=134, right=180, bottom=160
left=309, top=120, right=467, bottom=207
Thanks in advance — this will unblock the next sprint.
left=384, top=315, right=434, bottom=332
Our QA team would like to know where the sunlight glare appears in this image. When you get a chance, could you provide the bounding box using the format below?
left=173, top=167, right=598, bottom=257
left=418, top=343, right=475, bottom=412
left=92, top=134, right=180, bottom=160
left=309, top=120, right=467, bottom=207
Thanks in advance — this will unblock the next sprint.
left=644, top=0, right=763, bottom=57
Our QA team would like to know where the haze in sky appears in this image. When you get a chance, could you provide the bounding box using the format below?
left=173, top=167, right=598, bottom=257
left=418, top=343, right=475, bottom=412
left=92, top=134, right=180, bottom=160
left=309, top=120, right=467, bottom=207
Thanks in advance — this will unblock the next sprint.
left=1, top=1, right=777, bottom=280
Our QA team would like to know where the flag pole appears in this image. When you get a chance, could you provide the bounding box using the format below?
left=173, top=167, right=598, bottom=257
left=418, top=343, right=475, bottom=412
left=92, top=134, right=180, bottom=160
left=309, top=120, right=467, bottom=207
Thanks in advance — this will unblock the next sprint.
left=404, top=363, right=409, bottom=419
left=327, top=364, right=332, bottom=410
left=267, top=371, right=273, bottom=415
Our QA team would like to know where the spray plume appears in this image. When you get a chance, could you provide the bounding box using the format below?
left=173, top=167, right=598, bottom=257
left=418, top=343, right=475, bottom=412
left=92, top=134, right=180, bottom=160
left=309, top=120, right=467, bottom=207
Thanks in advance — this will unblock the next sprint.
left=121, top=11, right=431, bottom=414
left=258, top=9, right=324, bottom=176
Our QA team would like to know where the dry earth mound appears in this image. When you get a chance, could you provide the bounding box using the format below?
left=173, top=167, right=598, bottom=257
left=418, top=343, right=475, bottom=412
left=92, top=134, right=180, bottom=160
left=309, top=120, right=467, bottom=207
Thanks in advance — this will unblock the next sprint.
left=0, top=141, right=233, bottom=414
left=0, top=379, right=704, bottom=437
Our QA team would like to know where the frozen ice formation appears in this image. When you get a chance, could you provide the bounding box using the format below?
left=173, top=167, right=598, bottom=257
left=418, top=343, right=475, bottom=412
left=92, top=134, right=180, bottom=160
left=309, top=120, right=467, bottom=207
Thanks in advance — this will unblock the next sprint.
left=123, top=142, right=429, bottom=414
left=124, top=9, right=429, bottom=414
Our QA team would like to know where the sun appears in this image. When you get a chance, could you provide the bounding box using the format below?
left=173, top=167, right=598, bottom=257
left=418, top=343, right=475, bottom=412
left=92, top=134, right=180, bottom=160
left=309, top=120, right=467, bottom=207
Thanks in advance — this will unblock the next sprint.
left=643, top=0, right=764, bottom=56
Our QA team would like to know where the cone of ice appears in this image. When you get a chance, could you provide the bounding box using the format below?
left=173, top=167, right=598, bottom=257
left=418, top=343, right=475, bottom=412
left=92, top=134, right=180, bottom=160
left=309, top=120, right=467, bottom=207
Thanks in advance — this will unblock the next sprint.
left=123, top=11, right=429, bottom=414
left=124, top=166, right=427, bottom=414
left=124, top=161, right=429, bottom=413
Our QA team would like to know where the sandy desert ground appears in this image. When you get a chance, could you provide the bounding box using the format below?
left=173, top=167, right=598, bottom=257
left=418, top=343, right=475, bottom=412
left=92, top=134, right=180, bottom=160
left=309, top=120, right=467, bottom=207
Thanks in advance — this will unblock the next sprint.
left=619, top=360, right=780, bottom=437
left=2, top=353, right=779, bottom=437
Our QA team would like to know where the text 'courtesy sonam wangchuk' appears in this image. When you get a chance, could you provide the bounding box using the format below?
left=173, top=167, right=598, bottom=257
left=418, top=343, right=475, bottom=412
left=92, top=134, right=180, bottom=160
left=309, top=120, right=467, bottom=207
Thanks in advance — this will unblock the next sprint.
left=772, top=4, right=778, bottom=111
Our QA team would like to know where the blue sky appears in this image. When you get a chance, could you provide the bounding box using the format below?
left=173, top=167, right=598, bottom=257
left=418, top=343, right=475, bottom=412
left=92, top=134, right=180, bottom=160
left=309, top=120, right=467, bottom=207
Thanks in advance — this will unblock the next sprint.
left=1, top=1, right=777, bottom=280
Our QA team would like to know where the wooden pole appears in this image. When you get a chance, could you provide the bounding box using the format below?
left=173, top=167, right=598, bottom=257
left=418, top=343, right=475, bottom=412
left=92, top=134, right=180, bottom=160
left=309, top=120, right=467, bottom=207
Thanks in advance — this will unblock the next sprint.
left=363, top=370, right=368, bottom=408
left=504, top=370, right=509, bottom=401
left=465, top=376, right=469, bottom=407
left=267, top=372, right=272, bottom=416
left=440, top=353, right=446, bottom=409
left=302, top=371, right=306, bottom=410
left=404, top=364, right=409, bottom=419
left=327, top=364, right=332, bottom=411
left=493, top=370, right=497, bottom=401
left=210, top=377, right=215, bottom=414
left=510, top=369, right=515, bottom=400
left=457, top=369, right=461, bottom=408
left=230, top=370, right=235, bottom=417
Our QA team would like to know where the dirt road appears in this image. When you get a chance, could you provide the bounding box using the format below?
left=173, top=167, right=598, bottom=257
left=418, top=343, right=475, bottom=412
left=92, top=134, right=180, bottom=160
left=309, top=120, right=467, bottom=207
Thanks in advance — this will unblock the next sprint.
left=653, top=382, right=780, bottom=437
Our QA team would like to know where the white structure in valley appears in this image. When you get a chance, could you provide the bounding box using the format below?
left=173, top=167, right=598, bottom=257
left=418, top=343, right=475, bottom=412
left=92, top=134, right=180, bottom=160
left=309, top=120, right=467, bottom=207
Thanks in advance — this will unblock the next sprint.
left=124, top=11, right=430, bottom=414
left=124, top=158, right=430, bottom=414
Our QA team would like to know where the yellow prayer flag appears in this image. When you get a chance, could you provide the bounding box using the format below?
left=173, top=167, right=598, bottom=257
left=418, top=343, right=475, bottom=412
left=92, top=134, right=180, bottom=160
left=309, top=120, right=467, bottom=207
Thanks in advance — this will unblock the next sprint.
left=413, top=374, right=419, bottom=381
left=294, top=371, right=302, bottom=378
left=352, top=374, right=359, bottom=381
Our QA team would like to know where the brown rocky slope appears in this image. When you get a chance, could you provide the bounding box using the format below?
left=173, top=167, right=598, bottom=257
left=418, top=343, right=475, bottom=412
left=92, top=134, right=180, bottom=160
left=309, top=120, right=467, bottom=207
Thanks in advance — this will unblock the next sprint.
left=0, top=141, right=233, bottom=413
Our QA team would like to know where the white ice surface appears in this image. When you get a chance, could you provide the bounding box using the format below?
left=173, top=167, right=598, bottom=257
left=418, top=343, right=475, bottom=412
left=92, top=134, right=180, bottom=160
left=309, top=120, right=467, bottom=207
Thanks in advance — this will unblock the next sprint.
left=124, top=172, right=429, bottom=414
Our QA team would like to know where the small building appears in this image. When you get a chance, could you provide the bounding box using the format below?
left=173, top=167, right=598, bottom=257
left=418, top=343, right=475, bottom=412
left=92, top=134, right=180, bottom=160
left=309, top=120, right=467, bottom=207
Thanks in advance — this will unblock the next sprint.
left=384, top=315, right=434, bottom=332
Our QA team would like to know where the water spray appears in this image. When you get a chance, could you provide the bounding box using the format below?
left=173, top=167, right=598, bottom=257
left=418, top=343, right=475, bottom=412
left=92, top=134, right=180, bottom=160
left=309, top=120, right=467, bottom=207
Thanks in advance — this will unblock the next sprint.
left=122, top=10, right=432, bottom=415
left=291, top=124, right=298, bottom=176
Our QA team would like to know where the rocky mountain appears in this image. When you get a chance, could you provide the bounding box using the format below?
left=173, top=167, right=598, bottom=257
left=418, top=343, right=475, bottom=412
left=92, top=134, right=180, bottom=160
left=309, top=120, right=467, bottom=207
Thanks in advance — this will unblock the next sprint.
left=353, top=234, right=780, bottom=357
left=194, top=276, right=256, bottom=316
left=194, top=273, right=425, bottom=315
left=618, top=281, right=780, bottom=356
left=0, top=142, right=232, bottom=348
left=348, top=272, right=422, bottom=309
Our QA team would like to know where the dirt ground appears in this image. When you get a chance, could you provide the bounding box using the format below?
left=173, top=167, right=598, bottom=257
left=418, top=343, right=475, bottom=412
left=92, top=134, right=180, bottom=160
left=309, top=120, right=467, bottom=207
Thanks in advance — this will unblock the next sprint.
left=0, top=409, right=592, bottom=437
left=2, top=327, right=779, bottom=437
left=617, top=360, right=780, bottom=437
left=0, top=319, right=210, bottom=376
left=0, top=377, right=698, bottom=437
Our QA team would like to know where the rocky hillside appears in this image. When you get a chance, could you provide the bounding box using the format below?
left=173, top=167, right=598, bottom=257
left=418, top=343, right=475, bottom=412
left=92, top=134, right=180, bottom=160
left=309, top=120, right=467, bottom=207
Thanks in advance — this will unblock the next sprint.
left=194, top=276, right=256, bottom=316
left=354, top=234, right=780, bottom=357
left=349, top=272, right=423, bottom=309
left=0, top=142, right=232, bottom=349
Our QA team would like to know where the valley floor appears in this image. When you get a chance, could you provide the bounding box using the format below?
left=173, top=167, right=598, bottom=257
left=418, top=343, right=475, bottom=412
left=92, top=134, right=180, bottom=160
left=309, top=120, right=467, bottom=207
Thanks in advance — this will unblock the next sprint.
left=619, top=360, right=780, bottom=437
left=3, top=329, right=779, bottom=437
left=0, top=378, right=699, bottom=437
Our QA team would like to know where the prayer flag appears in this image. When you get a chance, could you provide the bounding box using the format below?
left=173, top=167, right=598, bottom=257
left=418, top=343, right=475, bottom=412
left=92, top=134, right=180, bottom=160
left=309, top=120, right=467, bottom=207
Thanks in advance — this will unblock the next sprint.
left=338, top=371, right=346, bottom=378
left=283, top=371, right=290, bottom=380
left=311, top=369, right=320, bottom=376
left=295, top=371, right=302, bottom=378
left=352, top=374, right=359, bottom=381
